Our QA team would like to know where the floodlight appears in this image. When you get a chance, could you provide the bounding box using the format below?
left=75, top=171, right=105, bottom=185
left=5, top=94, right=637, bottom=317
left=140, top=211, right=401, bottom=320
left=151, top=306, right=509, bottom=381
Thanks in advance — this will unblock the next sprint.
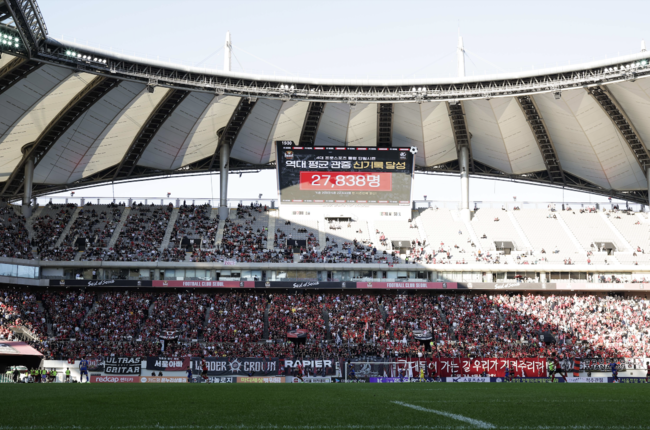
left=554, top=91, right=561, bottom=100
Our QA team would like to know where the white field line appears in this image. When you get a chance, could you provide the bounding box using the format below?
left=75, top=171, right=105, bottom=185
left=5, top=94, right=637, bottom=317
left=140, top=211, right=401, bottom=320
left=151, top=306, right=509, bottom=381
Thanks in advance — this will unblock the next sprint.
left=2, top=426, right=650, bottom=430
left=392, top=401, right=495, bottom=429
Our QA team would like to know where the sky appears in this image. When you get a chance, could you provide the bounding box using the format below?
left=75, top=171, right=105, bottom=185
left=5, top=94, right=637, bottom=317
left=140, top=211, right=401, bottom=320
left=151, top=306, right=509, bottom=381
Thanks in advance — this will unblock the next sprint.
left=36, top=0, right=650, bottom=205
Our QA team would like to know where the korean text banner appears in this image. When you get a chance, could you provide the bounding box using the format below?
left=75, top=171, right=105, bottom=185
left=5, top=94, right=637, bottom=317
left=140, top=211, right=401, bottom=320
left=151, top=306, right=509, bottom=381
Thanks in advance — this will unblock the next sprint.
left=276, top=143, right=414, bottom=205
left=386, top=358, right=547, bottom=378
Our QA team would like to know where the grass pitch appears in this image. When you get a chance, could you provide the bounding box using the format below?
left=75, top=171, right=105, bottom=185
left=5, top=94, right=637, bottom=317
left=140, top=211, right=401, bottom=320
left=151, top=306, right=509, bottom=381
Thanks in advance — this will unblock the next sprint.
left=0, top=383, right=648, bottom=430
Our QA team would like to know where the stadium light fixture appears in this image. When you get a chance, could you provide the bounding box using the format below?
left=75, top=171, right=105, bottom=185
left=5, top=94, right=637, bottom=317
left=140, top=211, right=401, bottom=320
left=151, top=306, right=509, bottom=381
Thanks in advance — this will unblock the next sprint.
left=554, top=91, right=561, bottom=100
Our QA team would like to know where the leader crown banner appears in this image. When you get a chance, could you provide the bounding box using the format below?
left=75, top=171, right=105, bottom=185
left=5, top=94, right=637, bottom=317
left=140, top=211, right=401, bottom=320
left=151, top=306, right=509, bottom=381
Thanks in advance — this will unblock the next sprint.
left=191, top=357, right=280, bottom=376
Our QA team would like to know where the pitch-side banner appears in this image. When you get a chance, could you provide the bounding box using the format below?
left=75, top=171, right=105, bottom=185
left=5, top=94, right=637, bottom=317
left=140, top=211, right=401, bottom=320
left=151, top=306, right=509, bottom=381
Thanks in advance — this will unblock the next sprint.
left=190, top=357, right=280, bottom=376
left=104, top=357, right=141, bottom=375
left=393, top=358, right=547, bottom=378
left=146, top=357, right=191, bottom=371
left=356, top=282, right=457, bottom=290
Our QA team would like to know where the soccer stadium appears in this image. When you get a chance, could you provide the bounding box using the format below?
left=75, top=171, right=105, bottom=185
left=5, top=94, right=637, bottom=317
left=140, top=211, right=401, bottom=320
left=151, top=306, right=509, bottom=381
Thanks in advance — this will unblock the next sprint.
left=1, top=0, right=650, bottom=428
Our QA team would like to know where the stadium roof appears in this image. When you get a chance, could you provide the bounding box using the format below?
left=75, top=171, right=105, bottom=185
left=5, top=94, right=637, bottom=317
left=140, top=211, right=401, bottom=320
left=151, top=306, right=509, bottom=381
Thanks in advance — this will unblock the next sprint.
left=0, top=1, right=649, bottom=203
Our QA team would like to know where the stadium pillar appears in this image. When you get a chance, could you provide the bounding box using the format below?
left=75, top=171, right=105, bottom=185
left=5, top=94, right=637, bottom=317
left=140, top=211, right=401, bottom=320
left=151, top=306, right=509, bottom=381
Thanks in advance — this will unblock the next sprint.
left=219, top=143, right=230, bottom=220
left=647, top=167, right=650, bottom=208
left=22, top=156, right=34, bottom=218
left=459, top=146, right=470, bottom=221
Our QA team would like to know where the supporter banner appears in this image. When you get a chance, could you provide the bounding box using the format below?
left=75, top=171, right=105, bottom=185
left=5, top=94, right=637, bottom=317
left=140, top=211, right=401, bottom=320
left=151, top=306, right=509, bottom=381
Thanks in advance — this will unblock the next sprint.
left=104, top=357, right=141, bottom=375
left=146, top=357, right=190, bottom=371
left=152, top=280, right=254, bottom=288
left=237, top=376, right=286, bottom=383
left=284, top=358, right=337, bottom=376
left=90, top=375, right=139, bottom=383
left=460, top=282, right=555, bottom=291
left=394, top=357, right=547, bottom=378
left=139, top=376, right=186, bottom=383
left=190, top=357, right=280, bottom=376
left=50, top=280, right=152, bottom=287
left=254, top=281, right=351, bottom=289
left=287, top=329, right=309, bottom=339
left=556, top=283, right=649, bottom=291
left=356, top=282, right=457, bottom=290
left=86, top=357, right=104, bottom=372
left=413, top=329, right=433, bottom=341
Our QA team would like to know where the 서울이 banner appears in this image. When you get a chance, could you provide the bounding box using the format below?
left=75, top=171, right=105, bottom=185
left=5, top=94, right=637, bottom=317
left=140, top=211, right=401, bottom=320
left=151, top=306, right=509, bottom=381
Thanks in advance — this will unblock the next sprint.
left=151, top=280, right=253, bottom=288
left=356, top=282, right=457, bottom=290
left=146, top=357, right=191, bottom=371
left=190, top=357, right=281, bottom=376
left=390, top=358, right=547, bottom=378
left=104, top=357, right=141, bottom=375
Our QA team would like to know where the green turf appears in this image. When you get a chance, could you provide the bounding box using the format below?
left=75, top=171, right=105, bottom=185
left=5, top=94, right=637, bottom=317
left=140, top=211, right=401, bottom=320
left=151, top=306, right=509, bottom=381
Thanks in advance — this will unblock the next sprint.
left=0, top=383, right=648, bottom=429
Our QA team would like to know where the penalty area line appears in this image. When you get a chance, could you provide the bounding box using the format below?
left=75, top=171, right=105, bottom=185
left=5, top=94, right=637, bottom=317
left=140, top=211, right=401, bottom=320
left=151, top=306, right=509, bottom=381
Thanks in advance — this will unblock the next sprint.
left=392, top=401, right=495, bottom=429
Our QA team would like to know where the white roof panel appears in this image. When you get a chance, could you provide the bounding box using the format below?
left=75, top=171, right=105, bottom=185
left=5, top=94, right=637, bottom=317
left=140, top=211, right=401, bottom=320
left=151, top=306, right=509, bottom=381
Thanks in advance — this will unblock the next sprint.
left=77, top=87, right=171, bottom=178
left=172, top=95, right=239, bottom=169
left=137, top=91, right=215, bottom=169
left=420, top=102, right=457, bottom=166
left=465, top=99, right=512, bottom=174
left=35, top=81, right=145, bottom=184
left=489, top=98, right=545, bottom=174
left=534, top=90, right=610, bottom=188
left=606, top=79, right=650, bottom=152
left=314, top=103, right=350, bottom=146
left=230, top=98, right=283, bottom=164
left=266, top=101, right=308, bottom=163
left=0, top=70, right=95, bottom=181
left=392, top=103, right=424, bottom=162
left=346, top=103, right=376, bottom=147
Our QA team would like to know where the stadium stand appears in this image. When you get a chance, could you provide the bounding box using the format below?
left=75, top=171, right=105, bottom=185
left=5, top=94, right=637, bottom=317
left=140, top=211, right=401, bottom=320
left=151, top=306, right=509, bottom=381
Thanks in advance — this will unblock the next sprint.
left=5, top=288, right=649, bottom=360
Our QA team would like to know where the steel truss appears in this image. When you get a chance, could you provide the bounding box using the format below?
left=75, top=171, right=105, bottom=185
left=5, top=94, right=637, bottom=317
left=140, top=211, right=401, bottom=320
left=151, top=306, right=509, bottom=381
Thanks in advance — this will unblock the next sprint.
left=298, top=101, right=324, bottom=146
left=587, top=86, right=650, bottom=172
left=377, top=103, right=392, bottom=148
left=517, top=95, right=565, bottom=184
left=0, top=0, right=646, bottom=205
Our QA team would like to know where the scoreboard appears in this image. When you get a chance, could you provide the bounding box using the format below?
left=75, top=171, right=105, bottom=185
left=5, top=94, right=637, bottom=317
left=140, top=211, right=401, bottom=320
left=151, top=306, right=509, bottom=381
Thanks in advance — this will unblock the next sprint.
left=276, top=142, right=415, bottom=205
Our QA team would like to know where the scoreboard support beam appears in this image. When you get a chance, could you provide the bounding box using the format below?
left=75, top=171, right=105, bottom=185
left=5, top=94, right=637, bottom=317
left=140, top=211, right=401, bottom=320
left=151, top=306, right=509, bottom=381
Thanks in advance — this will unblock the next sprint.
left=219, top=143, right=230, bottom=220
left=22, top=155, right=34, bottom=218
left=459, top=146, right=470, bottom=221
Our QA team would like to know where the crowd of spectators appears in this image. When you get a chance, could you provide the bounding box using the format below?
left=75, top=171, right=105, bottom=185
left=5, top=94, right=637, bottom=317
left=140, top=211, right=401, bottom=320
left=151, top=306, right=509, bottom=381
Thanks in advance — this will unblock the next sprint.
left=204, top=292, right=265, bottom=343
left=4, top=287, right=650, bottom=361
left=268, top=293, right=326, bottom=342
left=0, top=205, right=33, bottom=259
left=170, top=203, right=218, bottom=250
left=42, top=291, right=94, bottom=340
left=80, top=204, right=171, bottom=262
left=0, top=288, right=46, bottom=341
left=82, top=291, right=152, bottom=341
left=141, top=292, right=211, bottom=340
left=32, top=204, right=75, bottom=256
